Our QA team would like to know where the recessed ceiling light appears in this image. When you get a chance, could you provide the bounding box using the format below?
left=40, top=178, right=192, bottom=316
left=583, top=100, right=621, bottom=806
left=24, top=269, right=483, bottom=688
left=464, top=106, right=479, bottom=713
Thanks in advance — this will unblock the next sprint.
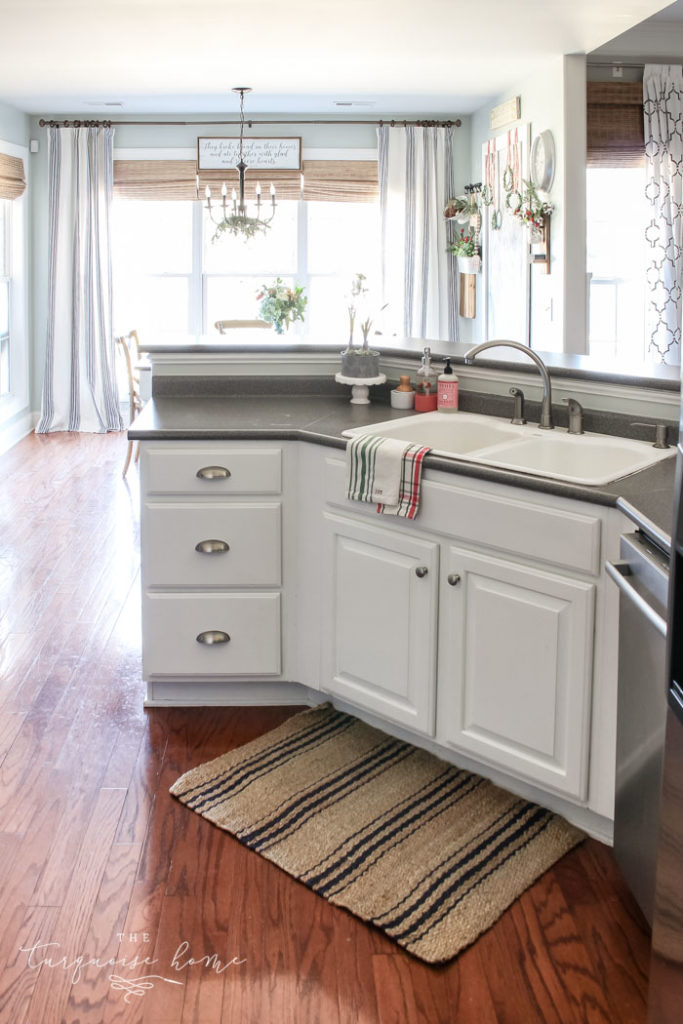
left=84, top=101, right=123, bottom=108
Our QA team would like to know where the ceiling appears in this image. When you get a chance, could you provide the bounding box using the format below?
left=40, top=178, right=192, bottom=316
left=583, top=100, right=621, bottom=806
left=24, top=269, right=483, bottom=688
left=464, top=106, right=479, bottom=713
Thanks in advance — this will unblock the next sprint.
left=0, top=0, right=675, bottom=117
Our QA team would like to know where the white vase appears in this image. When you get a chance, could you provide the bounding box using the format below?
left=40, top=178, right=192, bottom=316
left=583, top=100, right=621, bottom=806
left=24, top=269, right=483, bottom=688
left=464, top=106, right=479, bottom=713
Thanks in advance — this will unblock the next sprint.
left=457, top=255, right=480, bottom=274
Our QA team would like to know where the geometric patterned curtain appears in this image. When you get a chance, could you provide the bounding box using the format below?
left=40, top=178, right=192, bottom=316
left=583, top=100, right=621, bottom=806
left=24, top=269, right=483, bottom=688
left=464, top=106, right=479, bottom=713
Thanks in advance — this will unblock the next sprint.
left=643, top=64, right=683, bottom=365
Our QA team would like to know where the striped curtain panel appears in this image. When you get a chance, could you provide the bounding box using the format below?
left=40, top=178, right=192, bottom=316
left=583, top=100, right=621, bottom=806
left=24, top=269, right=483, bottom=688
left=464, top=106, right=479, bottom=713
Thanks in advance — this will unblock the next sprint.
left=37, top=126, right=123, bottom=433
left=378, top=125, right=457, bottom=342
left=643, top=65, right=683, bottom=365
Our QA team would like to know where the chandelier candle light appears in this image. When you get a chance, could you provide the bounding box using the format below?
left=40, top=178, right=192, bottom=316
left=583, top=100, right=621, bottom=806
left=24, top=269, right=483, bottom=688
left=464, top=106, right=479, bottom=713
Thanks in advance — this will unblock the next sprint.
left=201, top=87, right=277, bottom=241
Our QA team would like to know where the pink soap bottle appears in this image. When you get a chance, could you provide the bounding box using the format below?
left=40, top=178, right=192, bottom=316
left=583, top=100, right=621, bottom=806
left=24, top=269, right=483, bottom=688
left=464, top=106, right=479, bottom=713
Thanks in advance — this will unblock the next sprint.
left=437, top=358, right=459, bottom=412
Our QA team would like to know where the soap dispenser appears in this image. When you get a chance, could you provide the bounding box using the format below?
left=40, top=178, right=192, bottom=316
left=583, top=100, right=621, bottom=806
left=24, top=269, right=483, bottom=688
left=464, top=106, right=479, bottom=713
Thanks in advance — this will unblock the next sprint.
left=437, top=358, right=459, bottom=412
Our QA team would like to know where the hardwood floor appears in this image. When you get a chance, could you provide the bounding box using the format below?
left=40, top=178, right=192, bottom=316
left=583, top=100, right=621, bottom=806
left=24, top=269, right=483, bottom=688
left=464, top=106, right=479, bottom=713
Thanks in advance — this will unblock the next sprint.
left=0, top=431, right=652, bottom=1024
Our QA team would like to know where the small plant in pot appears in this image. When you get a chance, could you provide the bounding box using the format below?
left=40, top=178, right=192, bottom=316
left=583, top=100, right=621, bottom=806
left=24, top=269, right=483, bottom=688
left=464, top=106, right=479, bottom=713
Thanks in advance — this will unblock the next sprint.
left=340, top=273, right=382, bottom=378
left=447, top=230, right=480, bottom=273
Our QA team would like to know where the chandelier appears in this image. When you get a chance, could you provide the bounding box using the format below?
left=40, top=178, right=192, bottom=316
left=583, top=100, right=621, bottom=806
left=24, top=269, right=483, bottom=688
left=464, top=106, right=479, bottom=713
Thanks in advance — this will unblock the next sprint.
left=202, top=87, right=276, bottom=241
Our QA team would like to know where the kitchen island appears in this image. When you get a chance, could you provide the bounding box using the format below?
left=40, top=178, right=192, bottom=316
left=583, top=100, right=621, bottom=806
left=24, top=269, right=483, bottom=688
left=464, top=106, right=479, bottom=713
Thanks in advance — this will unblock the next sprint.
left=129, top=369, right=677, bottom=845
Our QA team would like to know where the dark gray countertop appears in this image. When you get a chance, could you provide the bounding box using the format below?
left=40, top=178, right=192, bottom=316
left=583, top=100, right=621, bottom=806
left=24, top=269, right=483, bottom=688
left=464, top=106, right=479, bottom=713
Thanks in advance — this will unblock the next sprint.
left=130, top=394, right=677, bottom=551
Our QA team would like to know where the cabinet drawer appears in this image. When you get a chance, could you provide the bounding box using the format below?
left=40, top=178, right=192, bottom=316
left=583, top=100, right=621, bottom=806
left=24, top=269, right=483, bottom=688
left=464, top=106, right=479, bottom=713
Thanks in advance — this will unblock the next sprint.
left=144, top=503, right=281, bottom=587
left=143, top=593, right=281, bottom=677
left=142, top=445, right=282, bottom=495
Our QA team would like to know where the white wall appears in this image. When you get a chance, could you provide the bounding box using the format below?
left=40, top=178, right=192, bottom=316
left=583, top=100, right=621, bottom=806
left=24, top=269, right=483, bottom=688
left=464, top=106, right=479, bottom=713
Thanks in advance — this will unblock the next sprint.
left=468, top=56, right=588, bottom=355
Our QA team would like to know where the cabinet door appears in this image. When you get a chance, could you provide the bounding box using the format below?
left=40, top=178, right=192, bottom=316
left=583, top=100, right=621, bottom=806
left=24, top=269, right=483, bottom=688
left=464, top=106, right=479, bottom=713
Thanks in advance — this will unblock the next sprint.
left=439, top=545, right=595, bottom=799
left=321, top=513, right=438, bottom=735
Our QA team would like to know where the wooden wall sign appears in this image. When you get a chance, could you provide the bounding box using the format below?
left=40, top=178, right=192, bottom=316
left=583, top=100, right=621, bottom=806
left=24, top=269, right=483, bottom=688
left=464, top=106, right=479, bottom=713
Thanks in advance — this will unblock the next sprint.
left=198, top=137, right=302, bottom=171
left=489, top=97, right=521, bottom=132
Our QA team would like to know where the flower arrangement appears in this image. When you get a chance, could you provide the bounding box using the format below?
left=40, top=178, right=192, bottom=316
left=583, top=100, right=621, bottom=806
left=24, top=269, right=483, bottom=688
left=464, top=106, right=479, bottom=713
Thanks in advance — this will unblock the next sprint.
left=512, top=180, right=553, bottom=233
left=256, top=278, right=307, bottom=334
left=447, top=230, right=478, bottom=258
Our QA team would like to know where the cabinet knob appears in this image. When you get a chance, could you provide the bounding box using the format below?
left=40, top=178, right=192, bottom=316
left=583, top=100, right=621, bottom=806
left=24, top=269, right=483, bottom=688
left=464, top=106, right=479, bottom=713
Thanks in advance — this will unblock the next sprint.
left=447, top=573, right=461, bottom=587
left=195, top=539, right=230, bottom=554
left=415, top=566, right=429, bottom=578
left=196, top=630, right=231, bottom=645
left=196, top=465, right=231, bottom=480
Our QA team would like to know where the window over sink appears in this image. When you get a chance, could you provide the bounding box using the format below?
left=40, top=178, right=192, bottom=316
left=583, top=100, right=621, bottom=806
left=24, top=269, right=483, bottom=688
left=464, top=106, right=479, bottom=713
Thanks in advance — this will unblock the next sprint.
left=112, top=197, right=380, bottom=339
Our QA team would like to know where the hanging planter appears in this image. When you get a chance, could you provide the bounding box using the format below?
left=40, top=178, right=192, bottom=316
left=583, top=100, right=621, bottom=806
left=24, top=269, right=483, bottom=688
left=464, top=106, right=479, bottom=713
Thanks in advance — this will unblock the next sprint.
left=447, top=229, right=480, bottom=270
left=511, top=180, right=554, bottom=274
left=457, top=255, right=480, bottom=275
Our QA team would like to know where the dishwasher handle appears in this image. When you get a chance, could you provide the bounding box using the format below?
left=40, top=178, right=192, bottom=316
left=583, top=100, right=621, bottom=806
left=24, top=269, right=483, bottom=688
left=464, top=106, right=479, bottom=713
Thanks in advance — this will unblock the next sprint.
left=605, top=559, right=668, bottom=638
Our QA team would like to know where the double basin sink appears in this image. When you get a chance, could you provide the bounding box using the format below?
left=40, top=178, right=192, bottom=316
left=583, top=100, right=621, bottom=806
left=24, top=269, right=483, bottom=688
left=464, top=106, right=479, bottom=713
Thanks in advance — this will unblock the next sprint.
left=343, top=410, right=675, bottom=486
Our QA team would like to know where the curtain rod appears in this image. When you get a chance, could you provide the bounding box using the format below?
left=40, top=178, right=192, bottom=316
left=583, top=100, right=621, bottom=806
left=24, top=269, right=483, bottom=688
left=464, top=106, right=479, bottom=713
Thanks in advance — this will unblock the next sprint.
left=39, top=116, right=462, bottom=129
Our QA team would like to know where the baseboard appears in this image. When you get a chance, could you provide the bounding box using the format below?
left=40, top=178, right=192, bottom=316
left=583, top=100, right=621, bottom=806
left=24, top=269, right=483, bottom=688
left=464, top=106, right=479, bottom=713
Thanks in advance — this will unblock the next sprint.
left=0, top=411, right=36, bottom=455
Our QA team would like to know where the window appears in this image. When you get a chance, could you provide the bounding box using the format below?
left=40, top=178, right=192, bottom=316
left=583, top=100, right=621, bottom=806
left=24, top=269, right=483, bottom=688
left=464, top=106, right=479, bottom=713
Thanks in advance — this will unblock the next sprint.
left=586, top=167, right=647, bottom=361
left=112, top=197, right=380, bottom=338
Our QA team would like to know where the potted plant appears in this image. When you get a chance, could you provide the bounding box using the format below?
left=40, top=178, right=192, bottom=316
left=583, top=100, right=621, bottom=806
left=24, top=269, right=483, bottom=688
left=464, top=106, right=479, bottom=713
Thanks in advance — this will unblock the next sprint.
left=256, top=278, right=307, bottom=334
left=447, top=229, right=480, bottom=274
left=511, top=180, right=553, bottom=242
left=340, top=273, right=381, bottom=378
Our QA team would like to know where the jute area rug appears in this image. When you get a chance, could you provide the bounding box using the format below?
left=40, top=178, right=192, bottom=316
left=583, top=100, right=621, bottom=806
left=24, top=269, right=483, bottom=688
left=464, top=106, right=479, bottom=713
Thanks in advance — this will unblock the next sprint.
left=170, top=703, right=584, bottom=964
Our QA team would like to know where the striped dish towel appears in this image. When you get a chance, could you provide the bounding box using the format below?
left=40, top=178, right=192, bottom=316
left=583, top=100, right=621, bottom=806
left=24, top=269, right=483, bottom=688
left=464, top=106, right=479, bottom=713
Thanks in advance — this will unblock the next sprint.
left=346, top=434, right=431, bottom=519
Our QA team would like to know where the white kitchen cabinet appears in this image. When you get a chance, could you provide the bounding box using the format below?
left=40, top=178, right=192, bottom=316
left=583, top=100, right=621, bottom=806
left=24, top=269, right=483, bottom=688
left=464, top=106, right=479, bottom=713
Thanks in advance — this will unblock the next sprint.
left=140, top=443, right=285, bottom=684
left=321, top=513, right=439, bottom=735
left=438, top=544, right=595, bottom=799
left=137, top=438, right=623, bottom=833
left=319, top=450, right=607, bottom=807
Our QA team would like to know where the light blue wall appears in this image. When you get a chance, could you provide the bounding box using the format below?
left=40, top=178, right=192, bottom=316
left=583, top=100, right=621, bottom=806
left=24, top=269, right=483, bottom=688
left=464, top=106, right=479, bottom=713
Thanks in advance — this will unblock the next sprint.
left=0, top=100, right=30, bottom=146
left=0, top=101, right=31, bottom=448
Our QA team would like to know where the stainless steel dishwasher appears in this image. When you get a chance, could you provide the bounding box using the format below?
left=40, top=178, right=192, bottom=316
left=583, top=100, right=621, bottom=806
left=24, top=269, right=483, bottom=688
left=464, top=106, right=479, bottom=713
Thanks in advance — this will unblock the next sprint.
left=605, top=530, right=669, bottom=925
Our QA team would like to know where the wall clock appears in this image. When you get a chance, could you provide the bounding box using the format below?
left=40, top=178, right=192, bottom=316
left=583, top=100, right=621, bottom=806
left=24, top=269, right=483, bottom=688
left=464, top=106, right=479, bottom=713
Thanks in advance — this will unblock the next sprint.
left=530, top=130, right=555, bottom=193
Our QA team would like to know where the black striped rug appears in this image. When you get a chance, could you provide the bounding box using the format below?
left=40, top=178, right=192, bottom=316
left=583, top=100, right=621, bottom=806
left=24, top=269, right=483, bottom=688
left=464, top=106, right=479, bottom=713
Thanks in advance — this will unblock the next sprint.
left=170, top=703, right=584, bottom=964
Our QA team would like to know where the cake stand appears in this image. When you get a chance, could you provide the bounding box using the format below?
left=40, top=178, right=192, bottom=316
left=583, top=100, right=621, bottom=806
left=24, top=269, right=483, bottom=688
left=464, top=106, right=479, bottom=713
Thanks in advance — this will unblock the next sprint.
left=335, top=372, right=386, bottom=405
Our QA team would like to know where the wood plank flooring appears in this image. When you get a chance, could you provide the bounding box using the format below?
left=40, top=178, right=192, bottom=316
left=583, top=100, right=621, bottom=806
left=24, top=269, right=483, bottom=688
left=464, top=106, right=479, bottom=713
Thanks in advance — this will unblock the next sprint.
left=0, top=431, right=652, bottom=1024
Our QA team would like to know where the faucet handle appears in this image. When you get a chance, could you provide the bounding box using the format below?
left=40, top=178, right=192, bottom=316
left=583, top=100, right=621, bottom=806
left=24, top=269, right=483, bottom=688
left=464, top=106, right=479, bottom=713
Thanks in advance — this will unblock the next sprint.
left=509, top=386, right=526, bottom=425
left=631, top=421, right=671, bottom=449
left=563, top=398, right=584, bottom=435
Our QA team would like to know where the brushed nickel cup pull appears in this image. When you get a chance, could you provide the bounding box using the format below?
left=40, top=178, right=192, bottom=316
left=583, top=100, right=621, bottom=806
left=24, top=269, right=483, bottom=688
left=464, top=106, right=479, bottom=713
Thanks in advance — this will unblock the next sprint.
left=194, top=539, right=230, bottom=554
left=196, top=630, right=231, bottom=645
left=196, top=465, right=231, bottom=480
left=447, top=573, right=461, bottom=587
left=415, top=566, right=429, bottom=578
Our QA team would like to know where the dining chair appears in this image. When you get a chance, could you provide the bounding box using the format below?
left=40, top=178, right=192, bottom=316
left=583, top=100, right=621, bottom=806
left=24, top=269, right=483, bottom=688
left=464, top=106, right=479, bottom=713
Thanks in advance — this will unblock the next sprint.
left=115, top=329, right=144, bottom=477
left=214, top=319, right=271, bottom=332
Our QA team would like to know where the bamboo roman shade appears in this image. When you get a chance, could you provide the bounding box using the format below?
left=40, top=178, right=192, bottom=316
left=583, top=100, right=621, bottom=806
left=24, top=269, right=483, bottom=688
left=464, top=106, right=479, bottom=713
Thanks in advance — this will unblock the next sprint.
left=113, top=160, right=198, bottom=200
left=113, top=158, right=377, bottom=202
left=302, top=160, right=378, bottom=202
left=0, top=153, right=26, bottom=200
left=587, top=82, right=645, bottom=168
